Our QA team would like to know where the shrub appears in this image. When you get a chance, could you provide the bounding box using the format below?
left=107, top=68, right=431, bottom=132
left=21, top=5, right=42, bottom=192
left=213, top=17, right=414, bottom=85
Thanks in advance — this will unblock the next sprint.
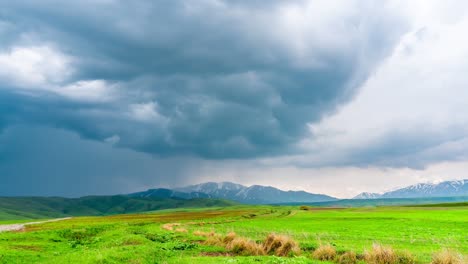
left=364, top=244, right=397, bottom=264
left=431, top=249, right=463, bottom=264
left=170, top=242, right=197, bottom=251
left=312, top=244, right=336, bottom=261
left=226, top=237, right=265, bottom=256
left=263, top=233, right=301, bottom=256
left=338, top=251, right=357, bottom=264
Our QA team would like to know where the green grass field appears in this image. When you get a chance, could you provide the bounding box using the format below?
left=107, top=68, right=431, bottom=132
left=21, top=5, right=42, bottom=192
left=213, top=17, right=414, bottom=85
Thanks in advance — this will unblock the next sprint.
left=0, top=204, right=466, bottom=264
left=0, top=196, right=238, bottom=220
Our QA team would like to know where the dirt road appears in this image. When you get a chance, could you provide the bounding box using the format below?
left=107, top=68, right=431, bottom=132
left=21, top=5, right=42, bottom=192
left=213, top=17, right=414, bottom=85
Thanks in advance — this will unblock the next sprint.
left=0, top=217, right=72, bottom=233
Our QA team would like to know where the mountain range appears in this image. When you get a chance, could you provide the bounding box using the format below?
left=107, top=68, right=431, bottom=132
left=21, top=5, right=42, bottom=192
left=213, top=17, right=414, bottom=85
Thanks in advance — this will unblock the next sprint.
left=0, top=180, right=466, bottom=221
left=130, top=179, right=468, bottom=204
left=352, top=179, right=467, bottom=199
left=129, top=182, right=337, bottom=204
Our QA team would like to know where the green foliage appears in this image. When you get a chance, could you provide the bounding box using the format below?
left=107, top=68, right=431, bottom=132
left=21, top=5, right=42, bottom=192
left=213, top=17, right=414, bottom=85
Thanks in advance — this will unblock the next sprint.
left=59, top=226, right=106, bottom=247
left=0, top=205, right=466, bottom=263
left=0, top=196, right=238, bottom=220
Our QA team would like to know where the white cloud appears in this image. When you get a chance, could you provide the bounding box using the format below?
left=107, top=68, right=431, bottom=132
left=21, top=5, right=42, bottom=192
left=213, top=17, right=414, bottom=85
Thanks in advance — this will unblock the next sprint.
left=283, top=1, right=468, bottom=168
left=58, top=80, right=118, bottom=102
left=0, top=45, right=72, bottom=87
left=0, top=46, right=120, bottom=103
left=128, top=102, right=168, bottom=124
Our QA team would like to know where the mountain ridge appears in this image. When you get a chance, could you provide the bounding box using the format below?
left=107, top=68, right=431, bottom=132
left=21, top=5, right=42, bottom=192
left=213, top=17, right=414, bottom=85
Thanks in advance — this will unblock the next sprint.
left=131, top=182, right=337, bottom=204
left=353, top=192, right=382, bottom=199
left=353, top=179, right=467, bottom=199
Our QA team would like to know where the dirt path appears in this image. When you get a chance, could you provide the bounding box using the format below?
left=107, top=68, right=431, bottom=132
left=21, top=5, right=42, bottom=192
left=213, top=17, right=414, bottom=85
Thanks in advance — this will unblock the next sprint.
left=0, top=217, right=72, bottom=233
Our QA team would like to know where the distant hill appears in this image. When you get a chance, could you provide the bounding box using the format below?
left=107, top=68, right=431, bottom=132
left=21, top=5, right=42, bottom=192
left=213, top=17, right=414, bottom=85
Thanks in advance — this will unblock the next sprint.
left=282, top=196, right=468, bottom=207
left=0, top=196, right=237, bottom=220
left=130, top=182, right=337, bottom=204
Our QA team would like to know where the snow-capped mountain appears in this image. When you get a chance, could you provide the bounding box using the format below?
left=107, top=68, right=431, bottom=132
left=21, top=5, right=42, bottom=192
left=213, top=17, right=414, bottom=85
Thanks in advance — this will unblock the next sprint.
left=351, top=180, right=467, bottom=199
left=130, top=179, right=468, bottom=203
left=380, top=180, right=467, bottom=198
left=353, top=180, right=468, bottom=199
left=353, top=192, right=382, bottom=199
left=174, top=182, right=244, bottom=200
left=130, top=182, right=337, bottom=204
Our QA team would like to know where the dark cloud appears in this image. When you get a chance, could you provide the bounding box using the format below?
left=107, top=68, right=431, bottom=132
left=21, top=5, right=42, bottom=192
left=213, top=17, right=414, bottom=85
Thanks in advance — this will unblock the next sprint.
left=0, top=0, right=407, bottom=158
left=0, top=125, right=195, bottom=196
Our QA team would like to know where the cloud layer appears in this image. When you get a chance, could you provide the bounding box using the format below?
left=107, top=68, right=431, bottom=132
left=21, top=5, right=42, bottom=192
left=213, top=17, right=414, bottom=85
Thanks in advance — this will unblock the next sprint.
left=0, top=0, right=406, bottom=158
left=1, top=1, right=468, bottom=197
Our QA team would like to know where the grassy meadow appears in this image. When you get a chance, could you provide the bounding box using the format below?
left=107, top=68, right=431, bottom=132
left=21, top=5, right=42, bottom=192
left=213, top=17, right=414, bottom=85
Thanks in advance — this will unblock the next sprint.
left=0, top=204, right=466, bottom=264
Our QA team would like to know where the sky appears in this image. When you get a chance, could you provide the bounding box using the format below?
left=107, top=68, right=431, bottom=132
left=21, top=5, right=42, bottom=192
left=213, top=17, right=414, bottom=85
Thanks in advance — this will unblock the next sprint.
left=0, top=0, right=467, bottom=198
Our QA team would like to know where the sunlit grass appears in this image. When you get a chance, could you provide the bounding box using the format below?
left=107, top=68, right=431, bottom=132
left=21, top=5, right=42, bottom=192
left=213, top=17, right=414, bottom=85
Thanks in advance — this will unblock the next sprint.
left=0, top=205, right=466, bottom=263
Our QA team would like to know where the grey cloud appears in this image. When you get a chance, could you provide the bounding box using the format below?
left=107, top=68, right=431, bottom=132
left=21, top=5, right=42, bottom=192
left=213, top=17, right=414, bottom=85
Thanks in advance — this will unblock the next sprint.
left=0, top=0, right=407, bottom=158
left=279, top=123, right=468, bottom=170
left=0, top=125, right=196, bottom=196
left=353, top=128, right=468, bottom=169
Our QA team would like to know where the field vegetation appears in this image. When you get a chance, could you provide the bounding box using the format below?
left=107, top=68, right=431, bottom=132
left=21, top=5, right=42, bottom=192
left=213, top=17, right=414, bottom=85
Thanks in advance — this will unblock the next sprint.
left=0, top=196, right=237, bottom=220
left=0, top=204, right=466, bottom=263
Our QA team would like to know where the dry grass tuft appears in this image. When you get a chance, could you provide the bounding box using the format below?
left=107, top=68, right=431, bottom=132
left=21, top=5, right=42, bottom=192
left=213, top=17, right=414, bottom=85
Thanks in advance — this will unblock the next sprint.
left=223, top=232, right=237, bottom=244
left=175, top=228, right=188, bottom=233
left=263, top=233, right=301, bottom=256
left=226, top=237, right=265, bottom=256
left=312, top=244, right=337, bottom=261
left=193, top=230, right=216, bottom=237
left=431, top=249, right=463, bottom=264
left=338, top=251, right=357, bottom=264
left=396, top=250, right=416, bottom=264
left=162, top=223, right=181, bottom=231
left=203, top=233, right=225, bottom=247
left=364, top=244, right=397, bottom=264
left=263, top=234, right=281, bottom=253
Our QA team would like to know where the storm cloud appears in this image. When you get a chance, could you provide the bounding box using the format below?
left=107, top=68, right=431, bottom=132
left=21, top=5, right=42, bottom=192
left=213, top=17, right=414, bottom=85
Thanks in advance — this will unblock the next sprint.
left=0, top=0, right=406, bottom=158
left=1, top=1, right=468, bottom=197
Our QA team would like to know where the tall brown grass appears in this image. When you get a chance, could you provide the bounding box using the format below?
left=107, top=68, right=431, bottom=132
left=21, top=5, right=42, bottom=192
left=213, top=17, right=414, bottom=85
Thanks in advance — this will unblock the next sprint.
left=338, top=251, right=357, bottom=264
left=431, top=249, right=463, bottom=264
left=223, top=232, right=237, bottom=244
left=263, top=234, right=301, bottom=256
left=364, top=244, right=417, bottom=264
left=396, top=250, right=416, bottom=264
left=226, top=237, right=265, bottom=256
left=312, top=244, right=337, bottom=261
left=364, top=244, right=397, bottom=264
left=193, top=230, right=216, bottom=237
left=203, top=233, right=225, bottom=247
left=161, top=223, right=181, bottom=231
left=196, top=230, right=301, bottom=257
left=199, top=230, right=264, bottom=256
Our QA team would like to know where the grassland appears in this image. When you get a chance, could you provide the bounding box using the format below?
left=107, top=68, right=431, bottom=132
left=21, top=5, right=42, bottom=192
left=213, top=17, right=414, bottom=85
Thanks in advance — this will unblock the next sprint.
left=0, top=204, right=466, bottom=263
left=0, top=196, right=237, bottom=220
